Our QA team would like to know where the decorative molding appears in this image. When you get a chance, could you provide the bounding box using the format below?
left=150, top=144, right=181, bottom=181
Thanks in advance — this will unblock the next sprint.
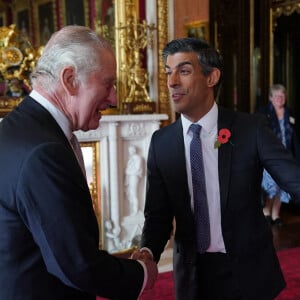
left=76, top=113, right=169, bottom=252
left=157, top=0, right=172, bottom=123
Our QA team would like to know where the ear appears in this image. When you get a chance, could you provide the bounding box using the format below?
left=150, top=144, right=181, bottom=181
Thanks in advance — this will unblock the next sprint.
left=61, top=67, right=78, bottom=95
left=207, top=68, right=221, bottom=87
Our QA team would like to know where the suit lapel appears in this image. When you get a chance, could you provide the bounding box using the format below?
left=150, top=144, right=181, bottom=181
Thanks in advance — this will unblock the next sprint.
left=18, top=96, right=70, bottom=144
left=217, top=107, right=235, bottom=215
left=169, top=119, right=189, bottom=188
left=167, top=119, right=192, bottom=211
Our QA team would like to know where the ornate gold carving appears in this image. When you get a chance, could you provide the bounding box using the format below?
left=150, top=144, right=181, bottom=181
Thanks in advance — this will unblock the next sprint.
left=95, top=19, right=115, bottom=47
left=118, top=18, right=156, bottom=103
left=0, top=96, right=22, bottom=117
left=0, top=24, right=40, bottom=86
left=96, top=0, right=171, bottom=120
left=272, top=0, right=300, bottom=18
left=116, top=1, right=156, bottom=114
left=157, top=0, right=172, bottom=123
left=0, top=24, right=41, bottom=116
left=118, top=21, right=156, bottom=113
left=3, top=47, right=23, bottom=66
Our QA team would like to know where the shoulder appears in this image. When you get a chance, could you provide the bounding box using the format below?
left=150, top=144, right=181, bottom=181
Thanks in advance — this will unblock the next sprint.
left=255, top=103, right=269, bottom=115
left=218, top=106, right=266, bottom=127
left=152, top=118, right=182, bottom=138
left=149, top=118, right=184, bottom=155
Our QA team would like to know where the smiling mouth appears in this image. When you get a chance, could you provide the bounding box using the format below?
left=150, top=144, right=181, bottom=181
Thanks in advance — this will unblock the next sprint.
left=99, top=104, right=117, bottom=112
left=172, top=92, right=186, bottom=101
left=171, top=88, right=188, bottom=98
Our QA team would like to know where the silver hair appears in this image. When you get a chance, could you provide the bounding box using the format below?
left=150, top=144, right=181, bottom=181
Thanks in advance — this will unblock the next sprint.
left=31, top=25, right=113, bottom=90
left=269, top=84, right=286, bottom=97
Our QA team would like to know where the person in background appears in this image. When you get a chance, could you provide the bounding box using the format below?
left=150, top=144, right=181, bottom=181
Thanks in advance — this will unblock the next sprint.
left=257, top=84, right=300, bottom=226
left=132, top=37, right=300, bottom=299
left=0, top=25, right=157, bottom=300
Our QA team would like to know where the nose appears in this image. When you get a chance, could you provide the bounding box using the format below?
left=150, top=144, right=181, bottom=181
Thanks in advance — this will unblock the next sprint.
left=107, top=86, right=117, bottom=106
left=168, top=72, right=180, bottom=88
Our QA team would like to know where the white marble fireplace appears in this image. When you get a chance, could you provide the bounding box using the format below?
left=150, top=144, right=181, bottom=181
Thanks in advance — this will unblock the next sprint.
left=76, top=113, right=168, bottom=253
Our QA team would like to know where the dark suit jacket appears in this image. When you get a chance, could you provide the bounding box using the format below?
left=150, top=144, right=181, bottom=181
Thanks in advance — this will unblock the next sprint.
left=141, top=106, right=300, bottom=299
left=0, top=96, right=144, bottom=300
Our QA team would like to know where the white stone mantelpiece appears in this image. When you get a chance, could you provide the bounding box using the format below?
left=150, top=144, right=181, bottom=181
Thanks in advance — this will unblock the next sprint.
left=76, top=114, right=168, bottom=253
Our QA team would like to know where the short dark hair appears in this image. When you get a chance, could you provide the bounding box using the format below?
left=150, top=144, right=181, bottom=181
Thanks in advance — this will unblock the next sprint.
left=162, top=37, right=224, bottom=98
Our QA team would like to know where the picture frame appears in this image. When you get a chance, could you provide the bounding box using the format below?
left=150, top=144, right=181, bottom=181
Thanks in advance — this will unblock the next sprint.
left=62, top=0, right=89, bottom=26
left=16, top=9, right=30, bottom=39
left=80, top=141, right=102, bottom=248
left=33, top=0, right=57, bottom=46
left=13, top=0, right=31, bottom=39
left=185, top=21, right=209, bottom=41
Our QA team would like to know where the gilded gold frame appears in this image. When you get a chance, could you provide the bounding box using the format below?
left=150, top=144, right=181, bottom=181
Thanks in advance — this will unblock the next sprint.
left=80, top=141, right=102, bottom=248
left=184, top=20, right=209, bottom=41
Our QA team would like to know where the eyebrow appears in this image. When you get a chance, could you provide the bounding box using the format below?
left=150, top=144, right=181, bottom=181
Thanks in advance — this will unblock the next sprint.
left=165, top=61, right=193, bottom=69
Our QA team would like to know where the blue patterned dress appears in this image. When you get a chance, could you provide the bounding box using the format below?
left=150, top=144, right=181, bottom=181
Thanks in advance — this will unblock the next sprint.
left=261, top=118, right=291, bottom=203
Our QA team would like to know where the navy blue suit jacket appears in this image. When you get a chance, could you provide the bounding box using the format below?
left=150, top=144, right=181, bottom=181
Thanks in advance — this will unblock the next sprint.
left=0, top=97, right=144, bottom=300
left=141, top=106, right=300, bottom=299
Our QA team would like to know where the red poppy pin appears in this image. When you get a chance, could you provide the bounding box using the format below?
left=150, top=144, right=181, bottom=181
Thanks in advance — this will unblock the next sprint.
left=214, top=128, right=232, bottom=148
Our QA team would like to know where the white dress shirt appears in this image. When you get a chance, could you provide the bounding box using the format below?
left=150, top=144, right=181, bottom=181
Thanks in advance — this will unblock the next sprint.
left=29, top=90, right=72, bottom=140
left=181, top=102, right=226, bottom=253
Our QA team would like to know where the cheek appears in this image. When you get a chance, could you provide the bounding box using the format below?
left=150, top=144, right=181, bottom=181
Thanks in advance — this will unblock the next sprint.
left=78, top=94, right=96, bottom=116
left=86, top=88, right=101, bottom=107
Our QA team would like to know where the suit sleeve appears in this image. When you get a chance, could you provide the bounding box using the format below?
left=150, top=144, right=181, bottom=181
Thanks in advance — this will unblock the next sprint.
left=141, top=132, right=175, bottom=262
left=16, top=142, right=144, bottom=299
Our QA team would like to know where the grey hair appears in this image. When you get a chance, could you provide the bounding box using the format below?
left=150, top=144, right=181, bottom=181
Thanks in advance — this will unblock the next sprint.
left=31, top=25, right=113, bottom=90
left=269, top=84, right=286, bottom=98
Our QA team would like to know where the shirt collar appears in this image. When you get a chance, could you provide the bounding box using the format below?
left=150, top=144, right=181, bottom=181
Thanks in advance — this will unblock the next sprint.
left=181, top=102, right=218, bottom=136
left=30, top=90, right=72, bottom=140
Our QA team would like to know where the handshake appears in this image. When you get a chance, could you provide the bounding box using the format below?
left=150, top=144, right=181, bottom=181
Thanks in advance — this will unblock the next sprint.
left=131, top=249, right=158, bottom=291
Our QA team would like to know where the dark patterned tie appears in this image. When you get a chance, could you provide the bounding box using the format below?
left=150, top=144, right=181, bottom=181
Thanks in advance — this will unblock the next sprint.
left=189, top=124, right=210, bottom=253
left=70, top=133, right=86, bottom=178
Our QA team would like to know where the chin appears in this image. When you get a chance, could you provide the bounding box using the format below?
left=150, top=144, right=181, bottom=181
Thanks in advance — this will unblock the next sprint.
left=174, top=107, right=183, bottom=115
left=88, top=124, right=98, bottom=131
left=89, top=119, right=100, bottom=130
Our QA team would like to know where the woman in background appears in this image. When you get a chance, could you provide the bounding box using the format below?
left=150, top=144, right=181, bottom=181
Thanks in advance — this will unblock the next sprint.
left=258, top=84, right=300, bottom=226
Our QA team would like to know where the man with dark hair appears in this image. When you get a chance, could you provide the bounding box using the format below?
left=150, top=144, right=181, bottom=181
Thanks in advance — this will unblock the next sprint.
left=133, top=37, right=300, bottom=299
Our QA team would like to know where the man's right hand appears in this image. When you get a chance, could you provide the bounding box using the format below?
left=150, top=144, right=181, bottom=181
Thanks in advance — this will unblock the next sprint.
left=140, top=256, right=158, bottom=290
left=132, top=249, right=158, bottom=290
